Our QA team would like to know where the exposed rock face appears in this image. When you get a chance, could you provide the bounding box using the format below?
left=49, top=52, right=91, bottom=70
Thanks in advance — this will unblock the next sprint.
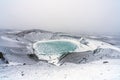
left=0, top=52, right=9, bottom=64
left=0, top=52, right=5, bottom=59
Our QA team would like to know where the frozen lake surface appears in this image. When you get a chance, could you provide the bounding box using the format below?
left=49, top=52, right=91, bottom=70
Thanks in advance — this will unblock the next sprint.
left=33, top=40, right=80, bottom=64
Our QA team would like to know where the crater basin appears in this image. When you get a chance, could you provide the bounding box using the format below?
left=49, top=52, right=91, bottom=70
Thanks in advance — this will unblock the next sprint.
left=33, top=39, right=80, bottom=65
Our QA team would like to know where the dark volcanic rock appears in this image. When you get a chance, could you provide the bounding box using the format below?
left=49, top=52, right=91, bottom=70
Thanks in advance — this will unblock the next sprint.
left=0, top=52, right=5, bottom=60
left=0, top=52, right=9, bottom=64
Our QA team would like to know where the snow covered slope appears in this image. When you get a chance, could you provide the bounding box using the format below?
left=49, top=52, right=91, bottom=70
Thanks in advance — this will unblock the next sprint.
left=0, top=29, right=120, bottom=65
left=0, top=29, right=120, bottom=80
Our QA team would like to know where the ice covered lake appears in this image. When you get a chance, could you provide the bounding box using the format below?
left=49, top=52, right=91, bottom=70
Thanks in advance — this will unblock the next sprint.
left=33, top=40, right=80, bottom=64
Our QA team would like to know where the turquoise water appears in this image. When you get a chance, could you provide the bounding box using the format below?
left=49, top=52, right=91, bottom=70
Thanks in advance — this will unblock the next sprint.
left=35, top=41, right=78, bottom=55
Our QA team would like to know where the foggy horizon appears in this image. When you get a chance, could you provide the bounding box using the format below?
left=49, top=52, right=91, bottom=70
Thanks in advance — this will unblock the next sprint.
left=0, top=0, right=120, bottom=34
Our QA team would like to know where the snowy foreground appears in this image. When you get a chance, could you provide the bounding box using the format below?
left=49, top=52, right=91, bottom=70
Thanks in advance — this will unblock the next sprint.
left=0, top=59, right=120, bottom=80
left=0, top=29, right=120, bottom=80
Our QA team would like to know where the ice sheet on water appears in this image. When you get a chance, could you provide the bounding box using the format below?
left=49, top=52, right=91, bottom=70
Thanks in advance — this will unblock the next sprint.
left=33, top=39, right=79, bottom=65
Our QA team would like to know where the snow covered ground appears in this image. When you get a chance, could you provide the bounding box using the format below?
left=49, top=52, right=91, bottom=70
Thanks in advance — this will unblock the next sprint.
left=0, top=59, right=120, bottom=80
left=0, top=29, right=120, bottom=80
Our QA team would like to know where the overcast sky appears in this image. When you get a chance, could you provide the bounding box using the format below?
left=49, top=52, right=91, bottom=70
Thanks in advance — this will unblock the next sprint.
left=0, top=0, right=120, bottom=34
